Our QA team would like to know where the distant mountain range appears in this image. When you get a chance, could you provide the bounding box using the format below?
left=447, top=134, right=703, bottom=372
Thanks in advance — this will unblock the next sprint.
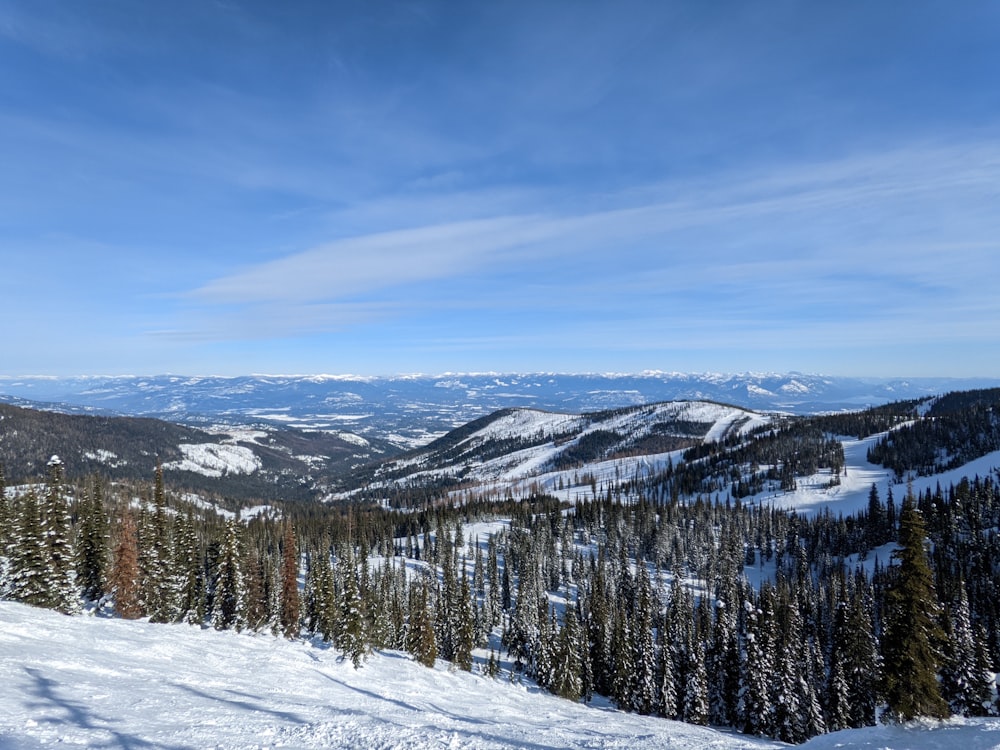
left=2, top=372, right=997, bottom=447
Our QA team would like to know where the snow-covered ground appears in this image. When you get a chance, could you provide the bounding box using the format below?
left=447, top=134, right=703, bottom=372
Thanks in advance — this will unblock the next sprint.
left=162, top=442, right=263, bottom=478
left=746, top=431, right=1000, bottom=517
left=1, top=601, right=778, bottom=750
left=0, top=602, right=1000, bottom=750
left=3, top=601, right=999, bottom=749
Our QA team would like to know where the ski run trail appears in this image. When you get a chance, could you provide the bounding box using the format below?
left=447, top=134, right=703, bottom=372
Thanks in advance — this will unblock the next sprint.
left=4, top=601, right=1000, bottom=749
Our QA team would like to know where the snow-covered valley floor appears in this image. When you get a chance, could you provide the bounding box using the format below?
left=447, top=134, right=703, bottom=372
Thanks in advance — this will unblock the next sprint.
left=4, top=602, right=1000, bottom=750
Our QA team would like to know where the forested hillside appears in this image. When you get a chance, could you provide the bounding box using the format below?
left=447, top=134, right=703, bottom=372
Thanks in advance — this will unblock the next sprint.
left=2, top=391, right=1000, bottom=744
left=0, top=403, right=397, bottom=500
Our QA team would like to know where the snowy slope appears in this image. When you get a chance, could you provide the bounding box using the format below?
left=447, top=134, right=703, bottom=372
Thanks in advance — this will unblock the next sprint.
left=3, top=601, right=1000, bottom=749
left=363, top=402, right=769, bottom=493
left=747, top=431, right=1000, bottom=517
left=0, top=601, right=779, bottom=750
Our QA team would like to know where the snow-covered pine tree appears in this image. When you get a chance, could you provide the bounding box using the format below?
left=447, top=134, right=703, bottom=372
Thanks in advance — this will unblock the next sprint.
left=143, top=463, right=176, bottom=623
left=631, top=560, right=658, bottom=715
left=682, top=637, right=709, bottom=726
left=452, top=561, right=476, bottom=671
left=74, top=477, right=109, bottom=603
left=10, top=487, right=50, bottom=607
left=740, top=585, right=776, bottom=737
left=881, top=489, right=949, bottom=722
left=42, top=456, right=78, bottom=612
left=172, top=511, right=204, bottom=625
left=0, top=465, right=11, bottom=597
left=211, top=519, right=247, bottom=632
left=337, top=544, right=369, bottom=668
left=550, top=598, right=583, bottom=700
left=942, top=580, right=994, bottom=716
left=406, top=573, right=437, bottom=668
left=278, top=524, right=301, bottom=639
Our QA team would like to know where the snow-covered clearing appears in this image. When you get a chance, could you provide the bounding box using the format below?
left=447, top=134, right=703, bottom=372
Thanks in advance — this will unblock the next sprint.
left=162, top=443, right=262, bottom=478
left=746, top=431, right=1000, bottom=517
left=2, top=601, right=999, bottom=749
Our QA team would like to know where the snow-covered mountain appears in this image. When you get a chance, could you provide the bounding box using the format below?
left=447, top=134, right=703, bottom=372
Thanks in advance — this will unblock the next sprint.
left=3, top=372, right=997, bottom=448
left=3, top=600, right=997, bottom=750
left=355, top=400, right=770, bottom=494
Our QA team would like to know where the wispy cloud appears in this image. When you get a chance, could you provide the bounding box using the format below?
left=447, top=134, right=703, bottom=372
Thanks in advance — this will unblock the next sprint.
left=183, top=138, right=1000, bottom=331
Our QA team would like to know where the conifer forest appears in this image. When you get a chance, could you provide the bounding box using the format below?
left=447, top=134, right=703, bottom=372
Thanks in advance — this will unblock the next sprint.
left=3, top=389, right=1000, bottom=744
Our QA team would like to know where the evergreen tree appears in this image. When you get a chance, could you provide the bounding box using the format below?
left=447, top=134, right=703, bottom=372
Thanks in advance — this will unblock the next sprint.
left=75, top=477, right=110, bottom=603
left=551, top=600, right=583, bottom=701
left=172, top=512, right=204, bottom=625
left=881, top=491, right=949, bottom=722
left=41, top=457, right=77, bottom=612
left=142, top=463, right=176, bottom=623
left=942, top=581, right=994, bottom=716
left=9, top=487, right=50, bottom=608
left=278, top=525, right=301, bottom=639
left=406, top=574, right=438, bottom=668
left=338, top=545, right=368, bottom=667
left=211, top=519, right=247, bottom=631
left=631, top=561, right=658, bottom=714
left=0, top=465, right=11, bottom=596
left=452, top=562, right=476, bottom=672
left=110, top=508, right=143, bottom=619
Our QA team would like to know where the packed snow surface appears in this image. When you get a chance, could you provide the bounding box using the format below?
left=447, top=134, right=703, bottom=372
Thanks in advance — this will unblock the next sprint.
left=0, top=601, right=779, bottom=750
left=3, top=602, right=999, bottom=749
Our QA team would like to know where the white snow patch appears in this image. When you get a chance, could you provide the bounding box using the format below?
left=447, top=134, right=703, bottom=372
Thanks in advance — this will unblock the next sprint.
left=162, top=443, right=262, bottom=478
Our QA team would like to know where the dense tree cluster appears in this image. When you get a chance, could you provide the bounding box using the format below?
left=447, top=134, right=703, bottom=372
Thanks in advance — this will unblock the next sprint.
left=868, top=395, right=1000, bottom=479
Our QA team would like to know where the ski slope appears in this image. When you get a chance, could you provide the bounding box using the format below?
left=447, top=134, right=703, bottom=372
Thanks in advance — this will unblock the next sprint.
left=746, top=431, right=1000, bottom=517
left=3, top=601, right=1000, bottom=749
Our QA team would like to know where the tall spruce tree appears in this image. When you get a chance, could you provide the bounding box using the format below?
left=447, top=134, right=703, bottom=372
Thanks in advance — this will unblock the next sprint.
left=75, top=477, right=110, bottom=603
left=42, top=456, right=78, bottom=612
left=278, top=525, right=301, bottom=639
left=211, top=519, right=247, bottom=631
left=10, top=487, right=49, bottom=607
left=881, top=490, right=949, bottom=722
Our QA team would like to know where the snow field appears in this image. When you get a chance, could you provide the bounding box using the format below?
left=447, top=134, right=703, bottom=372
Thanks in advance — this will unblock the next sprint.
left=0, top=600, right=782, bottom=750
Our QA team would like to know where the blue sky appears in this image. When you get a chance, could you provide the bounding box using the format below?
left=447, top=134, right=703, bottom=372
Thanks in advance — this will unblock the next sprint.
left=1, top=1, right=998, bottom=377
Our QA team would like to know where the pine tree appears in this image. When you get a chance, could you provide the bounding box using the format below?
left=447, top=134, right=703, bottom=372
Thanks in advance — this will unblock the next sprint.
left=0, top=464, right=11, bottom=596
left=741, top=586, right=776, bottom=736
left=338, top=544, right=368, bottom=668
left=9, top=487, right=50, bottom=607
left=143, top=463, right=176, bottom=623
left=551, top=601, right=583, bottom=701
left=41, top=456, right=78, bottom=612
left=452, top=562, right=476, bottom=671
left=631, top=561, right=658, bottom=714
left=278, top=525, right=301, bottom=639
left=682, top=638, right=709, bottom=726
left=881, top=490, right=949, bottom=722
left=406, top=574, right=438, bottom=668
left=75, top=477, right=110, bottom=603
left=172, top=512, right=204, bottom=625
left=942, top=581, right=994, bottom=716
left=110, top=508, right=143, bottom=619
left=211, top=519, right=247, bottom=631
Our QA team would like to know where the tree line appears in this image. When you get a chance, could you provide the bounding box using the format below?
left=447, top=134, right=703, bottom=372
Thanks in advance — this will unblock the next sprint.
left=3, top=452, right=999, bottom=743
